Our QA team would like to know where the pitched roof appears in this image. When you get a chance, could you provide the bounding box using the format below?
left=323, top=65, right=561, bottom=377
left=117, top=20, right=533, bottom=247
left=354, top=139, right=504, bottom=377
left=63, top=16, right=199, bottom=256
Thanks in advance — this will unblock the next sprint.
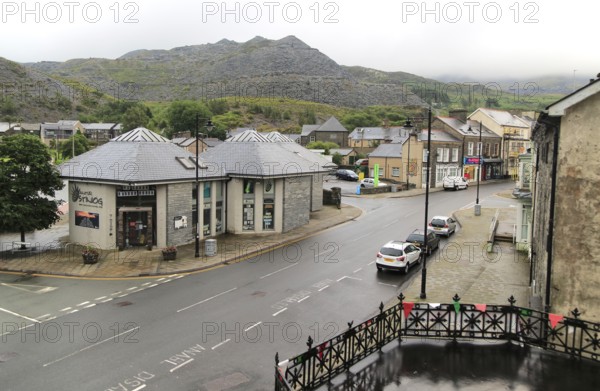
left=301, top=124, right=320, bottom=136
left=369, top=143, right=404, bottom=158
left=227, top=129, right=272, bottom=142
left=436, top=117, right=501, bottom=139
left=470, top=108, right=530, bottom=128
left=317, top=116, right=348, bottom=132
left=546, top=78, right=600, bottom=116
left=419, top=129, right=462, bottom=143
left=348, top=127, right=407, bottom=141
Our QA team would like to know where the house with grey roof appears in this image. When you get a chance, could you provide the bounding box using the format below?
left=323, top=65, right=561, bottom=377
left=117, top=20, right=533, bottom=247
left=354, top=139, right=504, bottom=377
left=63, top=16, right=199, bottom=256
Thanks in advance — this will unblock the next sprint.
left=82, top=123, right=122, bottom=144
left=41, top=120, right=86, bottom=145
left=433, top=113, right=503, bottom=181
left=468, top=108, right=532, bottom=178
left=300, top=116, right=349, bottom=147
left=58, top=128, right=334, bottom=251
left=348, top=126, right=409, bottom=155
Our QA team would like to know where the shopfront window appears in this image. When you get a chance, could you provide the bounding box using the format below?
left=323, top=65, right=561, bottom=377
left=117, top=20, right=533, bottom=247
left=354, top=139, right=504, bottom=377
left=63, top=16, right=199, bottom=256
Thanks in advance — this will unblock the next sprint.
left=243, top=179, right=255, bottom=231
left=263, top=179, right=275, bottom=230
left=216, top=182, right=223, bottom=234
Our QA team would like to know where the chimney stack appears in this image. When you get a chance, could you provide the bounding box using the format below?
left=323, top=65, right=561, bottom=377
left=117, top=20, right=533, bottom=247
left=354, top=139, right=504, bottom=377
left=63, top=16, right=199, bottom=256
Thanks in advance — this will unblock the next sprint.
left=449, top=109, right=468, bottom=123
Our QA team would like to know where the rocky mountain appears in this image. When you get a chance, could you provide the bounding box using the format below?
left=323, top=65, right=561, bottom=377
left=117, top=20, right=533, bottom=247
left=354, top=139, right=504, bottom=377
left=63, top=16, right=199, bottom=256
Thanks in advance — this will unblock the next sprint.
left=26, top=36, right=433, bottom=107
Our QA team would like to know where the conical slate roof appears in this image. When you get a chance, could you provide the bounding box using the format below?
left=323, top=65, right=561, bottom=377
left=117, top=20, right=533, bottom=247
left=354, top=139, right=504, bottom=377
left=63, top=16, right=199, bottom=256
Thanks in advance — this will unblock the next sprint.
left=112, top=127, right=171, bottom=142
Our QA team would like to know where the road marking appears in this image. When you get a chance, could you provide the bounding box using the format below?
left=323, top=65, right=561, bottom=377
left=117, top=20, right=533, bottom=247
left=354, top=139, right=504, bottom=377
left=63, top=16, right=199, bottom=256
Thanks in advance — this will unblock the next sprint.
left=0, top=307, right=40, bottom=323
left=83, top=304, right=96, bottom=309
left=367, top=261, right=375, bottom=265
left=141, top=282, right=151, bottom=286
left=111, top=291, right=122, bottom=296
left=0, top=283, right=57, bottom=294
left=43, top=327, right=139, bottom=367
left=68, top=309, right=79, bottom=314
left=60, top=307, right=72, bottom=312
left=259, top=263, right=298, bottom=279
left=297, top=296, right=310, bottom=303
left=131, top=386, right=146, bottom=391
left=77, top=301, right=90, bottom=306
left=169, top=358, right=194, bottom=372
left=157, top=278, right=166, bottom=282
left=177, top=287, right=238, bottom=312
left=163, top=279, right=172, bottom=283
left=461, top=201, right=475, bottom=210
left=353, top=268, right=362, bottom=273
left=37, top=313, right=51, bottom=320
left=0, top=322, right=35, bottom=337
left=318, top=285, right=329, bottom=292
left=337, top=276, right=362, bottom=282
left=272, top=308, right=287, bottom=316
left=378, top=282, right=397, bottom=288
left=244, top=322, right=262, bottom=332
left=95, top=296, right=107, bottom=301
left=211, top=339, right=231, bottom=350
left=148, top=284, right=158, bottom=288
left=127, top=287, right=138, bottom=291
left=100, top=298, right=113, bottom=303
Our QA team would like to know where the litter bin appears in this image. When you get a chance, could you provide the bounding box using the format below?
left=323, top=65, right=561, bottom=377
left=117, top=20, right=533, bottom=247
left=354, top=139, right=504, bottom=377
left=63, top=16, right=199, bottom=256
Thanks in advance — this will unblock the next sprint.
left=356, top=185, right=361, bottom=195
left=391, top=185, right=397, bottom=193
left=205, top=239, right=217, bottom=256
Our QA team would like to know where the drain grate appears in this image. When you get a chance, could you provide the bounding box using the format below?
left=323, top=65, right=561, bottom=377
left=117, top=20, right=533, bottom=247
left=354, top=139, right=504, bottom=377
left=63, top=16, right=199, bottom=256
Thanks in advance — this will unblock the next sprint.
left=115, top=301, right=133, bottom=307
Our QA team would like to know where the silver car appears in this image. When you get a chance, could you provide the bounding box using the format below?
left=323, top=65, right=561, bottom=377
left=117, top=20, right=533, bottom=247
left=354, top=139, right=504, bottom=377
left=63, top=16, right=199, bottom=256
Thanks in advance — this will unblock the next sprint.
left=375, top=241, right=421, bottom=273
left=428, top=215, right=457, bottom=236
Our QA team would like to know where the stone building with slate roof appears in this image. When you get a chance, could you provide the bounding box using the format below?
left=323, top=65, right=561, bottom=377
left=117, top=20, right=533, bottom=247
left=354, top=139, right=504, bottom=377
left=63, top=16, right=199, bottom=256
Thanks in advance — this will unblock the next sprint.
left=59, top=128, right=334, bottom=250
left=300, top=116, right=349, bottom=147
left=201, top=130, right=334, bottom=234
left=59, top=128, right=228, bottom=250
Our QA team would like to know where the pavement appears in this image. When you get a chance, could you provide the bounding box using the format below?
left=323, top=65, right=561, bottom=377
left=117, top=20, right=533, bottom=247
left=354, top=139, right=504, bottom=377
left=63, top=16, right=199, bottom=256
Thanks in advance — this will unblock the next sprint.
left=0, top=179, right=530, bottom=311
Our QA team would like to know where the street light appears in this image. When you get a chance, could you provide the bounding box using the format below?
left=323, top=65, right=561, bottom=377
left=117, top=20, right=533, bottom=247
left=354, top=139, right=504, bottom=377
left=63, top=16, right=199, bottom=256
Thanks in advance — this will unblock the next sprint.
left=403, top=118, right=414, bottom=191
left=420, top=107, right=432, bottom=299
left=475, top=121, right=482, bottom=216
left=195, top=115, right=214, bottom=258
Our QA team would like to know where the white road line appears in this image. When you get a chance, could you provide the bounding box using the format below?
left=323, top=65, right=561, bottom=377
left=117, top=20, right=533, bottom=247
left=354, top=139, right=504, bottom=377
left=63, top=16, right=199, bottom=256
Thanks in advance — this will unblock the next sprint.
left=0, top=307, right=40, bottom=323
left=259, top=263, right=298, bottom=279
left=37, top=313, right=51, bottom=319
left=337, top=276, right=362, bottom=282
left=83, top=304, right=96, bottom=309
left=297, top=296, right=310, bottom=303
left=272, top=308, right=287, bottom=317
left=131, top=385, right=146, bottom=391
left=378, top=282, right=397, bottom=288
left=141, top=282, right=151, bottom=286
left=60, top=307, right=72, bottom=312
left=100, top=298, right=113, bottom=303
left=116, top=294, right=128, bottom=298
left=157, top=278, right=166, bottom=282
left=244, top=322, right=262, bottom=332
left=177, top=287, right=238, bottom=312
left=43, top=327, right=139, bottom=367
left=353, top=268, right=362, bottom=273
left=169, top=358, right=194, bottom=372
left=44, top=316, right=57, bottom=321
left=163, top=279, right=172, bottom=283
left=77, top=301, right=90, bottom=306
left=318, top=285, right=329, bottom=292
left=126, top=287, right=138, bottom=291
left=461, top=201, right=475, bottom=210
left=148, top=284, right=158, bottom=288
left=111, top=291, right=122, bottom=296
left=0, top=322, right=35, bottom=337
left=367, top=261, right=375, bottom=265
left=68, top=309, right=79, bottom=314
left=211, top=339, right=231, bottom=350
left=95, top=296, right=107, bottom=301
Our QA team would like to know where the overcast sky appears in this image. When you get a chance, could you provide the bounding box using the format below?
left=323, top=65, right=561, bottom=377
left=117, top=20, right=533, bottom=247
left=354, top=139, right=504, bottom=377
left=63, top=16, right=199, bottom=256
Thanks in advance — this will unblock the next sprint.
left=1, top=0, right=597, bottom=81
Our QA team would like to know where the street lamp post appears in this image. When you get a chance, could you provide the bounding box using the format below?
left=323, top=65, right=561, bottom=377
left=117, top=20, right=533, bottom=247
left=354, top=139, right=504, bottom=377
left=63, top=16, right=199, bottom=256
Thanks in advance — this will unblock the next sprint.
left=475, top=121, right=482, bottom=216
left=404, top=119, right=413, bottom=191
left=420, top=107, right=432, bottom=299
left=195, top=115, right=214, bottom=258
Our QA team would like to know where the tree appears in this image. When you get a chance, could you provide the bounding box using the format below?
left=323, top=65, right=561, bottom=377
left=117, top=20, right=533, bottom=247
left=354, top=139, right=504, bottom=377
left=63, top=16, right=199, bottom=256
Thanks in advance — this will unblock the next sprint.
left=165, top=101, right=212, bottom=138
left=60, top=131, right=90, bottom=159
left=0, top=135, right=64, bottom=246
left=122, top=104, right=151, bottom=131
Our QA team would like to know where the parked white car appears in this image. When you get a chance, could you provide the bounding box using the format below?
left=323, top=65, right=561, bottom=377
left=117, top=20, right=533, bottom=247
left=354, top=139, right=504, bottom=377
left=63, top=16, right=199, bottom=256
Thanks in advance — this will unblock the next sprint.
left=360, top=178, right=387, bottom=188
left=375, top=241, right=421, bottom=273
left=443, top=176, right=469, bottom=190
left=429, top=215, right=457, bottom=237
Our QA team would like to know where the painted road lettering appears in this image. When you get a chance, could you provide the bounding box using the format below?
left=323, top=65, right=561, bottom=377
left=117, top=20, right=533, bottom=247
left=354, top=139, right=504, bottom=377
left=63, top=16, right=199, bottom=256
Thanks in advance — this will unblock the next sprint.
left=160, top=344, right=205, bottom=372
left=105, top=371, right=155, bottom=391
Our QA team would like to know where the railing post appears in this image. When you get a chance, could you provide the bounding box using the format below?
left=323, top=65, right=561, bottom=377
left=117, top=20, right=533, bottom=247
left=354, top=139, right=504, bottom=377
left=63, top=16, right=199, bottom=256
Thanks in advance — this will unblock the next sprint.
left=398, top=293, right=405, bottom=342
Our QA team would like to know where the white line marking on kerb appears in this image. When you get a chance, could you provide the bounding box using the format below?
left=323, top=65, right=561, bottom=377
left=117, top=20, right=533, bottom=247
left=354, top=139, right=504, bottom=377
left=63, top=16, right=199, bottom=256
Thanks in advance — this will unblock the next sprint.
left=169, top=358, right=194, bottom=372
left=0, top=307, right=40, bottom=323
left=260, top=263, right=298, bottom=279
left=43, top=327, right=139, bottom=367
left=211, top=339, right=231, bottom=350
left=177, top=287, right=238, bottom=312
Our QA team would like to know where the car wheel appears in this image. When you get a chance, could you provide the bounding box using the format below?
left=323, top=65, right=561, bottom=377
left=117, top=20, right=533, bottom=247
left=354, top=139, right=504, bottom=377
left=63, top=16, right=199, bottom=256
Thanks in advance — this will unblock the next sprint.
left=404, top=262, right=410, bottom=274
left=377, top=266, right=382, bottom=271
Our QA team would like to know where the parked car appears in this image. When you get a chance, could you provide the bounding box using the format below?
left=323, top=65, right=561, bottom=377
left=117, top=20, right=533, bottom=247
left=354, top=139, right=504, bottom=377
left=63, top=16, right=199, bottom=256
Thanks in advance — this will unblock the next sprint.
left=375, top=240, right=421, bottom=273
left=335, top=169, right=359, bottom=181
left=429, top=215, right=457, bottom=237
left=405, top=229, right=440, bottom=255
left=360, top=178, right=387, bottom=188
left=354, top=158, right=369, bottom=167
left=443, top=176, right=469, bottom=190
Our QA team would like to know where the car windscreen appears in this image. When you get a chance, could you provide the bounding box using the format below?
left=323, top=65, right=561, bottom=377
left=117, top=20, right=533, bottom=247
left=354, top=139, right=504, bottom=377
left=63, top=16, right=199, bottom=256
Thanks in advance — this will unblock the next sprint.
left=431, top=219, right=446, bottom=227
left=406, top=234, right=423, bottom=242
left=379, top=247, right=404, bottom=257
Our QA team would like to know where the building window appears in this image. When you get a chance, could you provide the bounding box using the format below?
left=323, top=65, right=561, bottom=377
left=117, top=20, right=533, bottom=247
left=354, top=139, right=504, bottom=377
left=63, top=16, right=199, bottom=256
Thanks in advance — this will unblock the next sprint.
left=263, top=179, right=275, bottom=230
left=493, top=143, right=499, bottom=156
left=436, top=148, right=443, bottom=162
left=484, top=143, right=490, bottom=157
left=310, top=136, right=315, bottom=142
left=423, top=149, right=428, bottom=162
left=468, top=142, right=474, bottom=155
left=243, top=179, right=255, bottom=231
left=392, top=167, right=400, bottom=177
left=443, top=148, right=450, bottom=162
left=452, top=148, right=459, bottom=162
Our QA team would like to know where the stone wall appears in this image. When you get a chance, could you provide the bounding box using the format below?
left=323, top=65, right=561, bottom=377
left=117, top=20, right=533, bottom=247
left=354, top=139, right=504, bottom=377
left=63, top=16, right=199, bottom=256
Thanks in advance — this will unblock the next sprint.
left=166, top=183, right=194, bottom=246
left=283, top=176, right=311, bottom=232
left=311, top=174, right=324, bottom=211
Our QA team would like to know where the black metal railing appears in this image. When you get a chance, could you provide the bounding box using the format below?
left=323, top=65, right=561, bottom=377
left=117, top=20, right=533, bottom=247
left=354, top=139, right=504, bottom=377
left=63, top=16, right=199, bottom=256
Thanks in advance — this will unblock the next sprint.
left=274, top=293, right=600, bottom=390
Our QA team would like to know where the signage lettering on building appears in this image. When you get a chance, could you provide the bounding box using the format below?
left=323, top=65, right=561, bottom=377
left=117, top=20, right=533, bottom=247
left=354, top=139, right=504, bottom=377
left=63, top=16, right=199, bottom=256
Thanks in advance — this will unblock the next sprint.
left=118, top=190, right=155, bottom=197
left=71, top=183, right=103, bottom=207
left=464, top=157, right=481, bottom=165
